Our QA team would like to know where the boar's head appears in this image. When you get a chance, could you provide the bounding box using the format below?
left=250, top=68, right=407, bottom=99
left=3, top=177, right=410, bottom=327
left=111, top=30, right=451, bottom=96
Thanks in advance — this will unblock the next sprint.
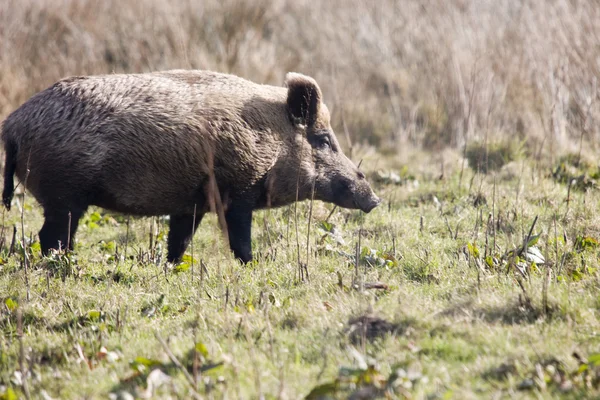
left=285, top=73, right=381, bottom=213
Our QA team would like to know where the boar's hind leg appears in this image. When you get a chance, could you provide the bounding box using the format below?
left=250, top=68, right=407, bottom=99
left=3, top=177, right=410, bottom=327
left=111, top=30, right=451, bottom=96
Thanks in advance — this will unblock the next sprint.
left=39, top=207, right=87, bottom=255
left=166, top=212, right=205, bottom=263
left=225, top=204, right=253, bottom=264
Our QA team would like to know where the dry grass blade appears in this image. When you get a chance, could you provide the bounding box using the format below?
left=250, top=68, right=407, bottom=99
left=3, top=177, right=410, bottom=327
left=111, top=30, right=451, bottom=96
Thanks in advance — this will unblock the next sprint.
left=154, top=331, right=199, bottom=394
left=17, top=307, right=31, bottom=400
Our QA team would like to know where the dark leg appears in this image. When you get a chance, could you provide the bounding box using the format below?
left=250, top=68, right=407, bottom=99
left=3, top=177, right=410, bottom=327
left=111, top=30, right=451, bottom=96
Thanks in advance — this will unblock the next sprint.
left=167, top=212, right=205, bottom=263
left=225, top=204, right=253, bottom=264
left=2, top=140, right=17, bottom=211
left=39, top=207, right=86, bottom=255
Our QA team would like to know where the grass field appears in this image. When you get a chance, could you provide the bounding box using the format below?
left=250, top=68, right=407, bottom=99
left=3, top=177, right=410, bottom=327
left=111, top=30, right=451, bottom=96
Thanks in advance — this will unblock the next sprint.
left=1, top=147, right=600, bottom=399
left=1, top=0, right=600, bottom=398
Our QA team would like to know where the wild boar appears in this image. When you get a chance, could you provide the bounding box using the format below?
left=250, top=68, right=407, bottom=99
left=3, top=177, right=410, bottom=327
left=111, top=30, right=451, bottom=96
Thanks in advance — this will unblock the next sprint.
left=2, top=70, right=381, bottom=263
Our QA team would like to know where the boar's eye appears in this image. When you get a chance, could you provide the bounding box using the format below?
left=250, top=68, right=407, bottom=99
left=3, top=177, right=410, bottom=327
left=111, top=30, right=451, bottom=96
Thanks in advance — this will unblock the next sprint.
left=317, top=136, right=331, bottom=150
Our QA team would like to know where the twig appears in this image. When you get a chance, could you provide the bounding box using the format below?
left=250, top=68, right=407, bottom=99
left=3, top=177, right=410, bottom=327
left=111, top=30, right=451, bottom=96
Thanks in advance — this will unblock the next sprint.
left=521, top=215, right=539, bottom=257
left=324, top=205, right=337, bottom=224
left=294, top=199, right=301, bottom=281
left=17, top=307, right=31, bottom=400
left=207, top=152, right=229, bottom=248
left=305, top=177, right=317, bottom=281
left=122, top=216, right=131, bottom=271
left=293, top=134, right=307, bottom=282
left=513, top=272, right=533, bottom=311
left=444, top=216, right=454, bottom=238
left=565, top=179, right=573, bottom=218
left=148, top=217, right=154, bottom=263
left=200, top=259, right=208, bottom=282
left=492, top=174, right=497, bottom=256
left=9, top=225, right=16, bottom=256
left=557, top=252, right=567, bottom=281
left=154, top=331, right=198, bottom=392
left=191, top=204, right=196, bottom=280
left=20, top=166, right=30, bottom=302
left=263, top=208, right=274, bottom=260
left=0, top=209, right=6, bottom=254
left=484, top=212, right=491, bottom=259
left=66, top=211, right=72, bottom=251
left=543, top=237, right=550, bottom=318
left=353, top=228, right=363, bottom=290
left=553, top=215, right=559, bottom=283
left=363, top=282, right=389, bottom=290
left=192, top=325, right=199, bottom=387
left=285, top=205, right=292, bottom=263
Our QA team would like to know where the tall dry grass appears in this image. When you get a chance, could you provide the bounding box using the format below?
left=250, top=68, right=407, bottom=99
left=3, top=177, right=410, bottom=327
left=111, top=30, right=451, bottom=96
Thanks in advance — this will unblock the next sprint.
left=0, top=0, right=598, bottom=155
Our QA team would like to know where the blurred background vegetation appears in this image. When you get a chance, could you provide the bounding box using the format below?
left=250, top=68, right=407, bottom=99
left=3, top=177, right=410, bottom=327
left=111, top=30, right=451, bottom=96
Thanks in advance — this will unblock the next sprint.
left=0, top=0, right=598, bottom=159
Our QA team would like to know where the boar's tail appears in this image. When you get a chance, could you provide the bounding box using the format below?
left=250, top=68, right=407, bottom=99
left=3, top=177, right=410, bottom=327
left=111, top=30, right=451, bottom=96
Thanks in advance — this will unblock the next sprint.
left=2, top=137, right=17, bottom=211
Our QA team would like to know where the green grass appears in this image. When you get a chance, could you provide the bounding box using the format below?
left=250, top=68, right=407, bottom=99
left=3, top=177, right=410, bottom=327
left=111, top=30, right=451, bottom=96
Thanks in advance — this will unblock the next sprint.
left=2, top=150, right=600, bottom=399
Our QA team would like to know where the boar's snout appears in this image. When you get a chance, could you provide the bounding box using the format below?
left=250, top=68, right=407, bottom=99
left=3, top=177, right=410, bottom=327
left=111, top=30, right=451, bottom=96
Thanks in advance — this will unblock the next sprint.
left=357, top=192, right=381, bottom=213
left=353, top=182, right=381, bottom=213
left=352, top=167, right=381, bottom=213
left=330, top=169, right=381, bottom=213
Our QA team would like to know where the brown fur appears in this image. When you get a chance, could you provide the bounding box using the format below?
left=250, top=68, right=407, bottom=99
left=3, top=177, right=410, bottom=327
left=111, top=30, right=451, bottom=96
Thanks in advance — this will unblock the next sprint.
left=2, top=69, right=380, bottom=262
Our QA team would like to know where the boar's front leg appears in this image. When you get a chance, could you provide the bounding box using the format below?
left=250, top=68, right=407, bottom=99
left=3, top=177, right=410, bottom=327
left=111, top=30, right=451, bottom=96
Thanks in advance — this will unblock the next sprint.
left=39, top=206, right=87, bottom=255
left=225, top=203, right=253, bottom=263
left=167, top=212, right=205, bottom=263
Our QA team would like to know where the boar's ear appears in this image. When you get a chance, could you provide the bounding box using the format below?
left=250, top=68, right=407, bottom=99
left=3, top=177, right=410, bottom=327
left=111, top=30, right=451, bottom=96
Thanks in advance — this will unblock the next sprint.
left=285, top=72, right=322, bottom=128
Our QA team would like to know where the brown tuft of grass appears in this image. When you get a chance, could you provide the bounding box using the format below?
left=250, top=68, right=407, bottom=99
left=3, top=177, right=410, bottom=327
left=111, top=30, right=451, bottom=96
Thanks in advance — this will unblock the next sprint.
left=345, top=314, right=413, bottom=344
left=465, top=140, right=522, bottom=174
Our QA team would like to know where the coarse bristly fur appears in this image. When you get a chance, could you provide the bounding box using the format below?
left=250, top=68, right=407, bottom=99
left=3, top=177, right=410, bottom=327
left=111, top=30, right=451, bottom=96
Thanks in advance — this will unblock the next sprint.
left=1, top=69, right=381, bottom=263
